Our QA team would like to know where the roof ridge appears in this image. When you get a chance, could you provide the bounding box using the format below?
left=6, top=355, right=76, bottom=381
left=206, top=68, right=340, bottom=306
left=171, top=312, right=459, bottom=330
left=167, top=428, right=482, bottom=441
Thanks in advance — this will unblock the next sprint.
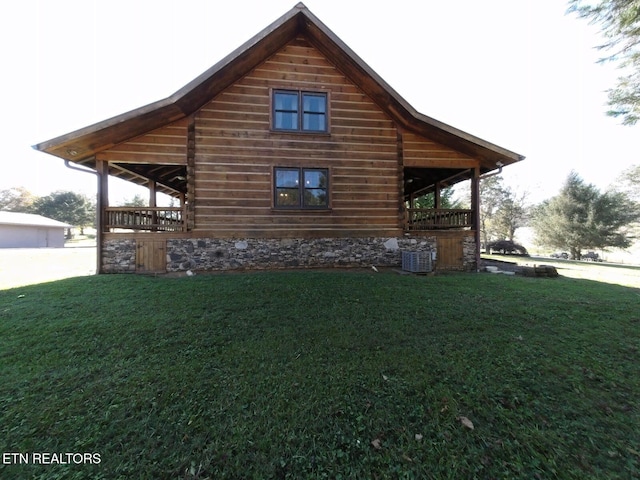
left=33, top=3, right=523, bottom=167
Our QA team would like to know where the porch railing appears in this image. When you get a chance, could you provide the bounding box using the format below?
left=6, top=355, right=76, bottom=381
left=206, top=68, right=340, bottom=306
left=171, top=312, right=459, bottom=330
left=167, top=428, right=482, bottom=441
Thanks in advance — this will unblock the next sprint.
left=105, top=207, right=185, bottom=232
left=406, top=208, right=473, bottom=231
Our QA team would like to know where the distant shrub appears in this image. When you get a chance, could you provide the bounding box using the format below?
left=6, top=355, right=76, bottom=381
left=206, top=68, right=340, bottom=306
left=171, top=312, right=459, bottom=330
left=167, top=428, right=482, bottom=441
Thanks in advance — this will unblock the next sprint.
left=487, top=240, right=529, bottom=256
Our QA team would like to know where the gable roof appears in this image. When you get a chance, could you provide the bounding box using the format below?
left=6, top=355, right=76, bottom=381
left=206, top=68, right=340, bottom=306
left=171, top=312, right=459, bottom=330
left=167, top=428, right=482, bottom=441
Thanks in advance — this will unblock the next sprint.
left=0, top=211, right=72, bottom=228
left=33, top=3, right=523, bottom=176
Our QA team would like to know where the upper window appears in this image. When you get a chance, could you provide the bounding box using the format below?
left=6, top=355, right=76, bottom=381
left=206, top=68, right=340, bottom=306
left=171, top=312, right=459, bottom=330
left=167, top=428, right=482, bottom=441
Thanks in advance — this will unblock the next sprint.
left=274, top=167, right=329, bottom=209
left=273, top=90, right=328, bottom=133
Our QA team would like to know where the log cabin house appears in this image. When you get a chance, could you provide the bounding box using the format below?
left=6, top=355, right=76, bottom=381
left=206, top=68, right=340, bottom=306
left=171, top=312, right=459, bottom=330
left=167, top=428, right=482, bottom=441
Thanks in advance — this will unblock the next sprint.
left=34, top=3, right=524, bottom=274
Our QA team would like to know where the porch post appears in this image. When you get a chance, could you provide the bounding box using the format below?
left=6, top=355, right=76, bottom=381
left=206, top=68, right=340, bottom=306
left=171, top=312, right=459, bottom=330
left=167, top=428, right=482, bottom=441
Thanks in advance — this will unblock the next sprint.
left=471, top=167, right=481, bottom=271
left=179, top=193, right=187, bottom=232
left=149, top=180, right=157, bottom=231
left=96, top=159, right=109, bottom=274
left=148, top=180, right=157, bottom=207
left=434, top=182, right=442, bottom=209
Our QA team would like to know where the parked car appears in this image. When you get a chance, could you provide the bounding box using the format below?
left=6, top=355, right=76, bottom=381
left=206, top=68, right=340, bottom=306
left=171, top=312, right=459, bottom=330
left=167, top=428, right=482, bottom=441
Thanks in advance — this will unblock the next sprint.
left=550, top=252, right=569, bottom=259
left=581, top=251, right=602, bottom=262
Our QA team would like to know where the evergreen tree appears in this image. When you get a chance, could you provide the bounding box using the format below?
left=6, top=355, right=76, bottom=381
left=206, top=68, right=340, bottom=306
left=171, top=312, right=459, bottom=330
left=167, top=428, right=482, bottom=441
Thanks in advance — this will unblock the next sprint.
left=532, top=171, right=638, bottom=258
left=412, top=186, right=461, bottom=209
left=568, top=0, right=640, bottom=125
left=615, top=163, right=640, bottom=201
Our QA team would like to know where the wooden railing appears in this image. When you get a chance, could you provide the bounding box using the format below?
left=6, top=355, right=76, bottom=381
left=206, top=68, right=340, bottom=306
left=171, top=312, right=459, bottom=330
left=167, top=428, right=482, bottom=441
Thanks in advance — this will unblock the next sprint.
left=406, top=208, right=473, bottom=230
left=105, top=207, right=185, bottom=232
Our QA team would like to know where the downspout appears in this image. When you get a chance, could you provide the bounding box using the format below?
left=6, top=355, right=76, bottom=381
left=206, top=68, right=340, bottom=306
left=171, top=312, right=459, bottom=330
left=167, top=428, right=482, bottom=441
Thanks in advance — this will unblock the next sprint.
left=64, top=160, right=102, bottom=274
left=479, top=161, right=503, bottom=180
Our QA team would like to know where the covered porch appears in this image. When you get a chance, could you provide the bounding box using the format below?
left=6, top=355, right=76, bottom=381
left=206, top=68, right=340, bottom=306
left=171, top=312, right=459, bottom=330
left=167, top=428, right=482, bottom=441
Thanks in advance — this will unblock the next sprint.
left=96, top=163, right=483, bottom=233
left=403, top=165, right=481, bottom=233
left=93, top=157, right=191, bottom=233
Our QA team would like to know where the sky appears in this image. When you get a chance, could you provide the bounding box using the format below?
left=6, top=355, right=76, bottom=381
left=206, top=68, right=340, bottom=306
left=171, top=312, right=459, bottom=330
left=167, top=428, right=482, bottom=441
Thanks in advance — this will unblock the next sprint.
left=3, top=0, right=638, bottom=205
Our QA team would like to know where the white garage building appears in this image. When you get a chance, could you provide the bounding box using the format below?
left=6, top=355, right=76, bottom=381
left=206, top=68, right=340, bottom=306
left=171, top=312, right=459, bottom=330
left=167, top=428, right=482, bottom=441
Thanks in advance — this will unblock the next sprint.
left=0, top=211, right=72, bottom=248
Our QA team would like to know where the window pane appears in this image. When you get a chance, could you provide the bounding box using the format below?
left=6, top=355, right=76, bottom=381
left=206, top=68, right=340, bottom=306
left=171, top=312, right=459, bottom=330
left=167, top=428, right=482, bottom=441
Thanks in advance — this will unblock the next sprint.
left=304, top=169, right=327, bottom=188
left=276, top=169, right=299, bottom=188
left=303, top=113, right=326, bottom=131
left=275, top=111, right=298, bottom=130
left=304, top=169, right=328, bottom=207
left=276, top=188, right=300, bottom=207
left=304, top=188, right=327, bottom=207
left=275, top=92, right=298, bottom=111
left=274, top=92, right=299, bottom=130
left=302, top=93, right=327, bottom=131
left=303, top=94, right=326, bottom=113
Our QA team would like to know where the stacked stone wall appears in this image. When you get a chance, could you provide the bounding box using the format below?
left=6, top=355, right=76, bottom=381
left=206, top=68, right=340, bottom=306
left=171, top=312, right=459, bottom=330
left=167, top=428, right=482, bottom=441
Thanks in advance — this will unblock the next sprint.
left=463, top=236, right=477, bottom=271
left=102, top=239, right=136, bottom=273
left=101, top=235, right=478, bottom=273
left=166, top=237, right=437, bottom=272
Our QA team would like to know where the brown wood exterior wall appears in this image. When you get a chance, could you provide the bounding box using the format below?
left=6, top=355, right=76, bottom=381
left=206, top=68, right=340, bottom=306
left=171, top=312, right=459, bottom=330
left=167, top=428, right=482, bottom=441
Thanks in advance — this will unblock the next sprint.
left=95, top=37, right=484, bottom=242
left=402, top=131, right=478, bottom=169
left=193, top=37, right=400, bottom=238
left=96, top=120, right=189, bottom=165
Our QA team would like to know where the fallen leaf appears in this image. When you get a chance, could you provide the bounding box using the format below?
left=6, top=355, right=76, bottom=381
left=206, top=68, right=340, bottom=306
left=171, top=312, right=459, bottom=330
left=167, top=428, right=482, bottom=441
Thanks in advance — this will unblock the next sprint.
left=371, top=438, right=382, bottom=450
left=402, top=454, right=413, bottom=462
left=458, top=416, right=475, bottom=430
left=382, top=374, right=388, bottom=381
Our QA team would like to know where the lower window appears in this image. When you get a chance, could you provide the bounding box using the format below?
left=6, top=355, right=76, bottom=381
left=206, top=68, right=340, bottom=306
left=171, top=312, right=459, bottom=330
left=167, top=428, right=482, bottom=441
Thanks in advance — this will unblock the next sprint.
left=274, top=167, right=329, bottom=209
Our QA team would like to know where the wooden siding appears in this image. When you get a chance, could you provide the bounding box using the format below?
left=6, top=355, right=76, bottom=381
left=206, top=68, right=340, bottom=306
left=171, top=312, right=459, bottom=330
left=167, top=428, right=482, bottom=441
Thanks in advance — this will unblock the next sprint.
left=402, top=131, right=478, bottom=169
left=193, top=37, right=400, bottom=238
left=96, top=119, right=188, bottom=165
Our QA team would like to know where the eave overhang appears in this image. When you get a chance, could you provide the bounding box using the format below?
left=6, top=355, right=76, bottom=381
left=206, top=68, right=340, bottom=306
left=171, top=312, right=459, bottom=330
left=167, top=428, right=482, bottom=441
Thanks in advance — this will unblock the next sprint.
left=33, top=2, right=524, bottom=178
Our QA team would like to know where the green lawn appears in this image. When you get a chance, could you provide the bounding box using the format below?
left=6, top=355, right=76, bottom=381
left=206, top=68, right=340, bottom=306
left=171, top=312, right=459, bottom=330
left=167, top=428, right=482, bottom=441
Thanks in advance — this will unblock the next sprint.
left=483, top=254, right=640, bottom=289
left=1, top=270, right=639, bottom=479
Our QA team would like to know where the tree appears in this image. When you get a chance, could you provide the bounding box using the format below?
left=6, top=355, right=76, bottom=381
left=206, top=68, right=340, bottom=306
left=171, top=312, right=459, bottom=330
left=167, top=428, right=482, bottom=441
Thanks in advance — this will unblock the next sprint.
left=491, top=186, right=529, bottom=242
left=121, top=194, right=148, bottom=207
left=412, top=186, right=461, bottom=209
left=615, top=163, right=640, bottom=201
left=568, top=1, right=640, bottom=125
left=479, top=176, right=530, bottom=246
left=532, top=171, right=638, bottom=259
left=479, top=176, right=507, bottom=248
left=0, top=187, right=37, bottom=212
left=32, top=191, right=96, bottom=235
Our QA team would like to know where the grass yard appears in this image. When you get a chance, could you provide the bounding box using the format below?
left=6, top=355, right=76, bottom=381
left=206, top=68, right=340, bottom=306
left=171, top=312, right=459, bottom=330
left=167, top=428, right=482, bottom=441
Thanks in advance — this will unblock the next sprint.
left=1, top=270, right=639, bottom=479
left=484, top=254, right=640, bottom=289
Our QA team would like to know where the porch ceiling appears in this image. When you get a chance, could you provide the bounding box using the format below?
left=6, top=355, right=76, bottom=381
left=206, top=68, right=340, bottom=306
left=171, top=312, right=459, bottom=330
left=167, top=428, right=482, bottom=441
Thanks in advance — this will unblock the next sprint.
left=404, top=167, right=473, bottom=199
left=75, top=157, right=187, bottom=197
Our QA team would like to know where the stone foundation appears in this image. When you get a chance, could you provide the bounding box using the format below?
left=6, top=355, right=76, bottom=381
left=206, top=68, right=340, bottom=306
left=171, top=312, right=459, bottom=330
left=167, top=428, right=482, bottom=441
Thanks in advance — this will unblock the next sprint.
left=166, top=237, right=437, bottom=272
left=463, top=236, right=477, bottom=271
left=102, top=239, right=136, bottom=273
left=101, top=235, right=478, bottom=273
